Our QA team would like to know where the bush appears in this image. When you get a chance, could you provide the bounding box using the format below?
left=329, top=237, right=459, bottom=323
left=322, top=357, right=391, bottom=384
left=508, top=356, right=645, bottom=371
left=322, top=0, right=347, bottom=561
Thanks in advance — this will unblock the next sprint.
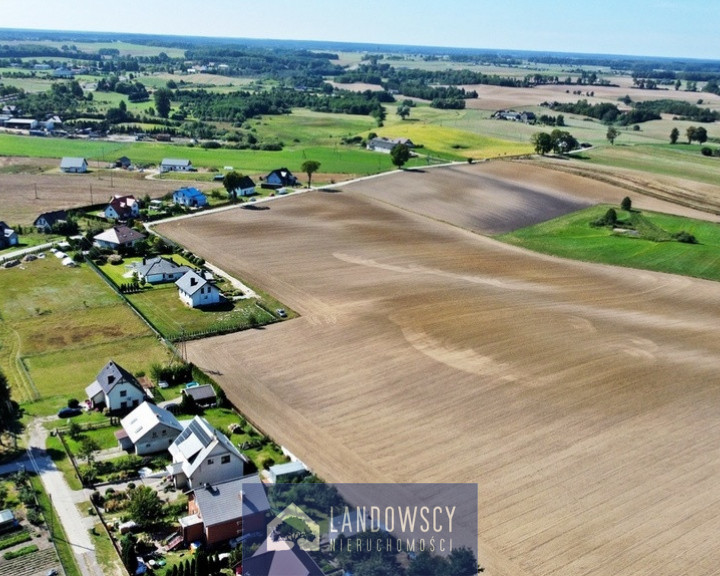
left=3, top=544, right=38, bottom=560
left=620, top=197, right=632, bottom=211
left=0, top=532, right=32, bottom=551
left=673, top=231, right=698, bottom=244
left=701, top=146, right=714, bottom=156
left=108, top=254, right=123, bottom=265
left=25, top=508, right=42, bottom=526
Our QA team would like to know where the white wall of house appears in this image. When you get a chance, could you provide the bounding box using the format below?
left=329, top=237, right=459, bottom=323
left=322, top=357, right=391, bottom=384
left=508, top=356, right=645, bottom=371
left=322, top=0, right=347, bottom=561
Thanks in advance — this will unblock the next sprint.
left=134, top=425, right=180, bottom=455
left=106, top=384, right=145, bottom=412
left=186, top=446, right=245, bottom=489
left=179, top=285, right=221, bottom=308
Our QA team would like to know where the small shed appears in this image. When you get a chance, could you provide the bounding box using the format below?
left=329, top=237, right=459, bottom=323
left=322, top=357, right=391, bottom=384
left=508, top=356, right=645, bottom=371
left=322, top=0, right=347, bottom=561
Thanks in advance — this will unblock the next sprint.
left=0, top=509, right=17, bottom=533
left=181, top=384, right=217, bottom=407
left=267, top=461, right=309, bottom=483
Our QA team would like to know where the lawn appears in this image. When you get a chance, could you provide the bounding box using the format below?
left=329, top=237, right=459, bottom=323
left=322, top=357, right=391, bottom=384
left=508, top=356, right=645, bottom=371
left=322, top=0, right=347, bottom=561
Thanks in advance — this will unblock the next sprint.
left=126, top=285, right=275, bottom=341
left=0, top=257, right=170, bottom=408
left=497, top=205, right=720, bottom=281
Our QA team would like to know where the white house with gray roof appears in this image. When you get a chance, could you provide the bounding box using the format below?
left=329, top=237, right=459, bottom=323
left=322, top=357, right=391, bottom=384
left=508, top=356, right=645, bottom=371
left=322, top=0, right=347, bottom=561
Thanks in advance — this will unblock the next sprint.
left=167, top=415, right=246, bottom=489
left=93, top=225, right=145, bottom=250
left=60, top=157, right=88, bottom=173
left=160, top=158, right=193, bottom=173
left=85, top=360, right=146, bottom=412
left=176, top=270, right=221, bottom=308
left=118, top=401, right=183, bottom=455
left=132, top=256, right=191, bottom=284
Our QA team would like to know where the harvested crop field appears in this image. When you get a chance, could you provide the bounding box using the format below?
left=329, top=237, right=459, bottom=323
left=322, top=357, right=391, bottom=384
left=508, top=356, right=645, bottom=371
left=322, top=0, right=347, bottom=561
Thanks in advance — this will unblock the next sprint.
left=156, top=161, right=720, bottom=576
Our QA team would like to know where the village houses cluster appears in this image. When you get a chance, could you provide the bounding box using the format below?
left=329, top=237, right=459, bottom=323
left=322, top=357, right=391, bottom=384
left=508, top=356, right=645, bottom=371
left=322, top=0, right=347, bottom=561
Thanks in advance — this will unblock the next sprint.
left=82, top=359, right=321, bottom=573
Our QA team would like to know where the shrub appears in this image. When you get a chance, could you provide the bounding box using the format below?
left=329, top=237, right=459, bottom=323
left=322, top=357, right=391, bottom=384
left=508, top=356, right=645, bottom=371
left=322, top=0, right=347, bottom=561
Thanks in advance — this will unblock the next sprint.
left=25, top=508, right=42, bottom=526
left=620, top=197, right=632, bottom=211
left=108, top=254, right=123, bottom=265
left=3, top=544, right=38, bottom=560
left=0, top=532, right=32, bottom=551
left=673, top=231, right=698, bottom=244
left=701, top=146, right=714, bottom=156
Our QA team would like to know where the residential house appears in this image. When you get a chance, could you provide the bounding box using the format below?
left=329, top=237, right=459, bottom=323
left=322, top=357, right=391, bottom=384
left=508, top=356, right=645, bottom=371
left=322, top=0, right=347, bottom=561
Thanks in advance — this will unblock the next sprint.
left=181, top=384, right=217, bottom=408
left=115, top=156, right=132, bottom=169
left=172, top=187, right=208, bottom=208
left=366, top=137, right=415, bottom=154
left=228, top=175, right=256, bottom=197
left=132, top=256, right=191, bottom=284
left=160, top=158, right=193, bottom=173
left=85, top=360, right=146, bottom=412
left=180, top=474, right=270, bottom=546
left=242, top=535, right=324, bottom=576
left=117, top=401, right=183, bottom=455
left=34, top=210, right=68, bottom=232
left=0, top=222, right=19, bottom=249
left=176, top=270, right=221, bottom=308
left=263, top=168, right=298, bottom=189
left=60, top=157, right=88, bottom=173
left=166, top=415, right=246, bottom=489
left=104, top=195, right=140, bottom=220
left=93, top=225, right=145, bottom=250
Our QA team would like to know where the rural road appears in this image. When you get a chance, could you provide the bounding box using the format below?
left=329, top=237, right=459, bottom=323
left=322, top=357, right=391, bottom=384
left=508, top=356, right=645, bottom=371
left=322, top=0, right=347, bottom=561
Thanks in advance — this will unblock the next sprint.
left=0, top=419, right=104, bottom=576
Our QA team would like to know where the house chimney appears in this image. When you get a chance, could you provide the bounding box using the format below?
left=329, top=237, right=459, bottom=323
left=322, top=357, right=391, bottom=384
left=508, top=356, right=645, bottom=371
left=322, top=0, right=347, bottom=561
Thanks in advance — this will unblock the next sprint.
left=190, top=277, right=197, bottom=286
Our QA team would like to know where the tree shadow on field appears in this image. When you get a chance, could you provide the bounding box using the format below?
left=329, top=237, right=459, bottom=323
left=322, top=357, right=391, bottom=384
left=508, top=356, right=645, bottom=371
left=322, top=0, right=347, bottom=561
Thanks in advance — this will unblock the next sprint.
left=242, top=204, right=270, bottom=210
left=318, top=188, right=342, bottom=193
left=404, top=168, right=426, bottom=173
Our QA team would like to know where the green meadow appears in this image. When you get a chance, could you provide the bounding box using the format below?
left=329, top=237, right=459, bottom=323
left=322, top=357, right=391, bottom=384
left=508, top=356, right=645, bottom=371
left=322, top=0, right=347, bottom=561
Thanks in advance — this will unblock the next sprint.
left=497, top=205, right=720, bottom=282
left=0, top=258, right=169, bottom=408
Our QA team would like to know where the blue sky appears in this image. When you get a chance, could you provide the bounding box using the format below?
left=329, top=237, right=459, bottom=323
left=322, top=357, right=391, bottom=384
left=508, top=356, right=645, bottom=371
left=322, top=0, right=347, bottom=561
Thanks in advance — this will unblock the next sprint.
left=2, top=0, right=719, bottom=60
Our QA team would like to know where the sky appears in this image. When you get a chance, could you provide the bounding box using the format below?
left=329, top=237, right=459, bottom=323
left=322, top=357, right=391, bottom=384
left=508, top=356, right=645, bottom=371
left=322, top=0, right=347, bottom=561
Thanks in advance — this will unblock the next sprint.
left=2, top=0, right=719, bottom=60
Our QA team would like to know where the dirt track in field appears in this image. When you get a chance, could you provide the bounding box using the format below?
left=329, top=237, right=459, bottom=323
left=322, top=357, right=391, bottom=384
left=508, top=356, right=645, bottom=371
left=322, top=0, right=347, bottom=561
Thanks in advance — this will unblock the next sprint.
left=156, top=161, right=720, bottom=576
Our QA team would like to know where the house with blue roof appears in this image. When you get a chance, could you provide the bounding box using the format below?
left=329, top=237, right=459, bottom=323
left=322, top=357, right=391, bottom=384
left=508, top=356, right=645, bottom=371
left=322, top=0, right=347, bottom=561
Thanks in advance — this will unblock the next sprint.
left=172, top=187, right=208, bottom=208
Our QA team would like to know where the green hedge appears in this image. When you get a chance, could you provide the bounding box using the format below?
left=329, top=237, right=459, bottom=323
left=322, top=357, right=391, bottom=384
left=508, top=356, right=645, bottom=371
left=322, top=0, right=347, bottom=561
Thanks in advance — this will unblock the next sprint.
left=3, top=544, right=38, bottom=560
left=0, top=531, right=31, bottom=551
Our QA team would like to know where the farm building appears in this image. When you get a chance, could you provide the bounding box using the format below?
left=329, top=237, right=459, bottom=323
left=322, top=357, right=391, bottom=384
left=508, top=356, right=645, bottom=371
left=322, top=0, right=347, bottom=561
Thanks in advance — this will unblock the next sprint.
left=180, top=474, right=270, bottom=547
left=117, top=401, right=184, bottom=455
left=181, top=383, right=217, bottom=407
left=53, top=67, right=74, bottom=78
left=160, top=158, right=193, bottom=173
left=85, top=360, right=146, bottom=412
left=34, top=210, right=68, bottom=232
left=263, top=167, right=298, bottom=189
left=60, top=157, right=88, bottom=173
left=176, top=270, right=221, bottom=308
left=115, top=156, right=132, bottom=169
left=93, top=225, right=146, bottom=250
left=366, top=137, right=415, bottom=153
left=173, top=187, right=208, bottom=208
left=228, top=175, right=256, bottom=197
left=167, top=415, right=246, bottom=489
left=3, top=118, right=39, bottom=130
left=104, top=195, right=140, bottom=220
left=131, top=256, right=191, bottom=284
left=0, top=222, right=19, bottom=249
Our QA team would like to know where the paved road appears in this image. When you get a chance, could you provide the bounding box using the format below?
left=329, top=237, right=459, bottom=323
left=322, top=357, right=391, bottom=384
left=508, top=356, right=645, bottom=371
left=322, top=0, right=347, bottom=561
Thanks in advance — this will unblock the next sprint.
left=0, top=419, right=104, bottom=576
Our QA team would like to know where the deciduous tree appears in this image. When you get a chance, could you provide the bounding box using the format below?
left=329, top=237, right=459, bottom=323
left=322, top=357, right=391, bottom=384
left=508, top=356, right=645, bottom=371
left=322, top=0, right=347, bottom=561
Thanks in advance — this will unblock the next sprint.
left=301, top=160, right=321, bottom=188
left=154, top=88, right=172, bottom=119
left=606, top=126, right=619, bottom=145
left=670, top=127, right=679, bottom=144
left=222, top=170, right=244, bottom=198
left=128, top=485, right=164, bottom=529
left=390, top=143, right=410, bottom=168
left=531, top=132, right=554, bottom=155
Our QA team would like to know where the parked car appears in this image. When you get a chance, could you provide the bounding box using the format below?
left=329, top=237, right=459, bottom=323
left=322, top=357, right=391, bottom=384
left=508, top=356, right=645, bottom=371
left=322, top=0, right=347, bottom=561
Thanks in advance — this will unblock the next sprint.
left=57, top=407, right=82, bottom=418
left=276, top=308, right=287, bottom=318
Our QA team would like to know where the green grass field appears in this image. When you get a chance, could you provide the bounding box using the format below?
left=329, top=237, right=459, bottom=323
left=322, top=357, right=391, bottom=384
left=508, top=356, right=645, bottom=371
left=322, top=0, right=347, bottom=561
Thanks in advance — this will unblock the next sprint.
left=0, top=257, right=170, bottom=408
left=497, top=205, right=720, bottom=281
left=125, top=285, right=275, bottom=341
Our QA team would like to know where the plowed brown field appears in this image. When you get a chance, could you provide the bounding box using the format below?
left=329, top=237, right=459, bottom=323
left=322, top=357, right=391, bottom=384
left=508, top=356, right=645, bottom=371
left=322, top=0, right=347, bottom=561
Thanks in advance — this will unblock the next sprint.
left=156, top=161, right=720, bottom=576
